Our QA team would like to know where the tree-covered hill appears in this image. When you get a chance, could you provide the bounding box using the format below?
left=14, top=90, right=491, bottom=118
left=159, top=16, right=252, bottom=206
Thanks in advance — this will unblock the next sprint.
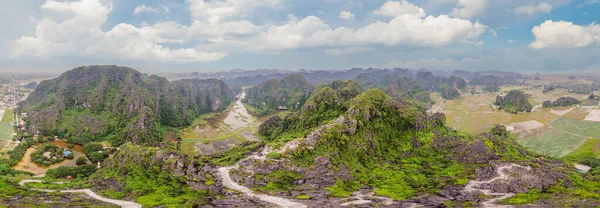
left=18, top=65, right=234, bottom=145
left=495, top=90, right=533, bottom=113
left=243, top=74, right=314, bottom=115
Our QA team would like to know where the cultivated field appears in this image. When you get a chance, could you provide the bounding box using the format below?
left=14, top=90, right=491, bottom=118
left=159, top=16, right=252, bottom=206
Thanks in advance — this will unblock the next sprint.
left=551, top=117, right=600, bottom=139
left=1, top=109, right=13, bottom=122
left=445, top=111, right=512, bottom=135
left=0, top=122, right=11, bottom=140
left=518, top=129, right=587, bottom=158
left=584, top=110, right=600, bottom=122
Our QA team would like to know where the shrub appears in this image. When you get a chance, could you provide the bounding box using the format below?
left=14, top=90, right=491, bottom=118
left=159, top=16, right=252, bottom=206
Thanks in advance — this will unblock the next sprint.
left=46, top=165, right=97, bottom=178
left=88, top=152, right=105, bottom=162
left=66, top=153, right=74, bottom=160
left=84, top=143, right=103, bottom=154
left=76, top=156, right=87, bottom=165
left=266, top=152, right=281, bottom=159
left=68, top=144, right=74, bottom=149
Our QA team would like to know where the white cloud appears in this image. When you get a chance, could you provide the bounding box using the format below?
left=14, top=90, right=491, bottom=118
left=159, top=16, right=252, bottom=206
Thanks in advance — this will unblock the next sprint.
left=13, top=0, right=225, bottom=62
left=513, top=2, right=552, bottom=15
left=339, top=11, right=355, bottom=20
left=449, top=0, right=486, bottom=19
left=134, top=4, right=159, bottom=15
left=187, top=0, right=282, bottom=24
left=507, top=40, right=515, bottom=43
left=373, top=0, right=425, bottom=18
left=12, top=0, right=488, bottom=62
left=325, top=47, right=372, bottom=55
left=530, top=20, right=600, bottom=49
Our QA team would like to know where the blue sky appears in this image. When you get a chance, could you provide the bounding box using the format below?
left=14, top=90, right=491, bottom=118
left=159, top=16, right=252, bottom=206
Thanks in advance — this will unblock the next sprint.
left=0, top=0, right=599, bottom=73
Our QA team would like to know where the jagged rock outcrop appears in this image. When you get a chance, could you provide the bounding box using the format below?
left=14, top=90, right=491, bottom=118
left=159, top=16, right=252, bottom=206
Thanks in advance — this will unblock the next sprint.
left=542, top=97, right=580, bottom=108
left=495, top=90, right=532, bottom=113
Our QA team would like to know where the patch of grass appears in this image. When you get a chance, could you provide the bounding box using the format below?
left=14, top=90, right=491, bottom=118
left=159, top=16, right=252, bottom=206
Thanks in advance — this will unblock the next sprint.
left=518, top=129, right=587, bottom=158
left=295, top=194, right=311, bottom=199
left=0, top=122, right=11, bottom=140
left=266, top=152, right=281, bottom=159
left=1, top=109, right=13, bottom=122
left=564, top=139, right=600, bottom=162
left=501, top=189, right=549, bottom=205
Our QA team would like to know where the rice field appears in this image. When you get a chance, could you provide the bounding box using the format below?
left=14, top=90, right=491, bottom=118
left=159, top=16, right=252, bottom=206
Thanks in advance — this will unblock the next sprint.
left=0, top=122, right=11, bottom=140
left=1, top=109, right=13, bottom=122
left=551, top=117, right=600, bottom=139
left=518, top=129, right=587, bottom=158
left=445, top=111, right=512, bottom=135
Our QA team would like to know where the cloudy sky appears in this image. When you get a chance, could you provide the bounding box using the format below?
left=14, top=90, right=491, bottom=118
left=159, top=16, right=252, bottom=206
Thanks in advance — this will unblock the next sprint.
left=1, top=0, right=599, bottom=73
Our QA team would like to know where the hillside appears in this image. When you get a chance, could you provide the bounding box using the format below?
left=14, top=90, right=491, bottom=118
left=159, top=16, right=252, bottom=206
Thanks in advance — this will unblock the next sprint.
left=354, top=73, right=431, bottom=107
left=495, top=90, right=533, bottom=113
left=238, top=87, right=600, bottom=207
left=243, top=74, right=314, bottom=115
left=18, top=65, right=234, bottom=145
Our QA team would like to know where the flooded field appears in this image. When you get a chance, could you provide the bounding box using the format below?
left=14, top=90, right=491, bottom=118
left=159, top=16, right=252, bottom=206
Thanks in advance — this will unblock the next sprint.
left=12, top=140, right=88, bottom=176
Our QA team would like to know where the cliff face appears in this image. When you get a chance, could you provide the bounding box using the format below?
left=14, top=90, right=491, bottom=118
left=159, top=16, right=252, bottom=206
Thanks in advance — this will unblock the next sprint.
left=19, top=65, right=234, bottom=145
left=243, top=74, right=314, bottom=115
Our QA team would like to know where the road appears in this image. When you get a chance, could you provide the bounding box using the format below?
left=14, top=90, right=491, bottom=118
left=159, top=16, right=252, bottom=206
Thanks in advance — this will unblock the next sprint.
left=19, top=179, right=142, bottom=208
left=217, top=145, right=307, bottom=208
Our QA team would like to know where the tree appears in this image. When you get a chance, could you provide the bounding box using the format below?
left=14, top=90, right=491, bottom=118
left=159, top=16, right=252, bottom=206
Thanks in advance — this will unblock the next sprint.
left=76, top=156, right=87, bottom=165
left=490, top=124, right=509, bottom=137
left=590, top=94, right=596, bottom=100
left=88, top=152, right=105, bottom=162
left=84, top=143, right=103, bottom=154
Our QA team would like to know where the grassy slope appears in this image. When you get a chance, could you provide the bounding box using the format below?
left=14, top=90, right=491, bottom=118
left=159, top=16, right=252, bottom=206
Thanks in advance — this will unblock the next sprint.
left=564, top=139, right=600, bottom=162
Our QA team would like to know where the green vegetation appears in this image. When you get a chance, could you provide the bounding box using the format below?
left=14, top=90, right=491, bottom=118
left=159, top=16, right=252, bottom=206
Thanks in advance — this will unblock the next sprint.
left=6, top=142, right=28, bottom=166
left=18, top=65, right=234, bottom=146
left=255, top=170, right=305, bottom=193
left=542, top=97, right=580, bottom=108
left=76, top=156, right=87, bottom=165
left=551, top=117, right=600, bottom=139
left=518, top=129, right=586, bottom=158
left=495, top=90, right=532, bottom=113
left=354, top=74, right=432, bottom=106
left=91, top=144, right=212, bottom=207
left=266, top=152, right=281, bottom=159
left=207, top=142, right=263, bottom=166
left=30, top=144, right=67, bottom=166
left=0, top=122, right=11, bottom=140
left=1, top=109, right=12, bottom=122
left=502, top=189, right=549, bottom=205
left=244, top=74, right=314, bottom=115
left=46, top=165, right=97, bottom=178
left=564, top=139, right=600, bottom=162
left=260, top=88, right=530, bottom=200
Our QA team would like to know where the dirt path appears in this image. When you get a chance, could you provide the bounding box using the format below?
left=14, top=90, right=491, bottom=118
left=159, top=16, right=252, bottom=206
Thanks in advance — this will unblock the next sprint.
left=19, top=179, right=142, bottom=208
left=463, top=164, right=531, bottom=208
